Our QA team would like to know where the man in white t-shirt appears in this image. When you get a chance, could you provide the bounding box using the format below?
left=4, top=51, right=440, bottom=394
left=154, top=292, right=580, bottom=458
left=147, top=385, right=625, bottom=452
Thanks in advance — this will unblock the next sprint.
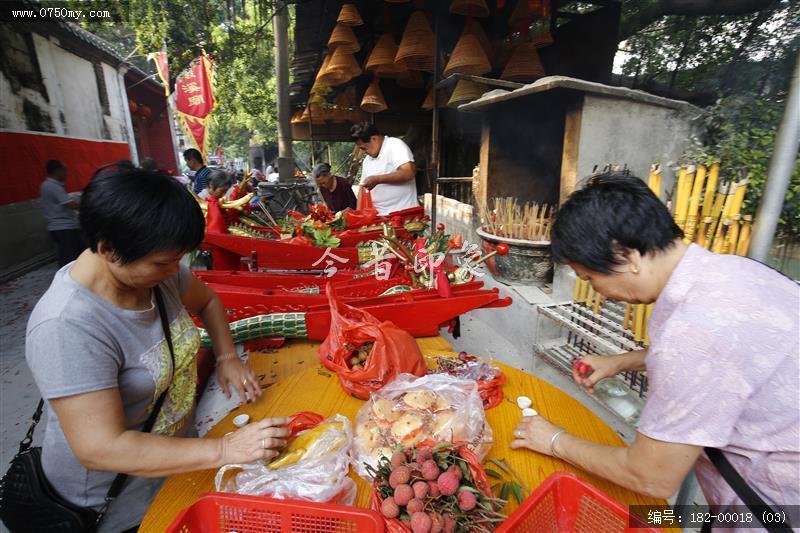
left=351, top=122, right=418, bottom=215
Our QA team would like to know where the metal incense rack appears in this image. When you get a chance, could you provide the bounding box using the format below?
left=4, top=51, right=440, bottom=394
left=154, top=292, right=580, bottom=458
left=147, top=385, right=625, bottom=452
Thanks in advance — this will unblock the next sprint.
left=534, top=299, right=648, bottom=426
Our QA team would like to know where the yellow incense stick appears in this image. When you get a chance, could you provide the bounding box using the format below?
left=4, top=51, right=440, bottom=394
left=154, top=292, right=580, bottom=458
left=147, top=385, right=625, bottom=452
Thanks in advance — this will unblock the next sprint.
left=684, top=164, right=707, bottom=241
left=592, top=292, right=602, bottom=315
left=573, top=277, right=581, bottom=302
left=644, top=303, right=654, bottom=346
left=623, top=303, right=632, bottom=331
left=578, top=279, right=589, bottom=303
left=585, top=285, right=595, bottom=307
left=673, top=165, right=690, bottom=226
left=714, top=219, right=731, bottom=254
left=727, top=176, right=749, bottom=219
left=701, top=162, right=720, bottom=218
left=727, top=214, right=741, bottom=255
left=648, top=164, right=662, bottom=198
left=696, top=217, right=712, bottom=249
left=633, top=304, right=645, bottom=343
left=736, top=215, right=752, bottom=256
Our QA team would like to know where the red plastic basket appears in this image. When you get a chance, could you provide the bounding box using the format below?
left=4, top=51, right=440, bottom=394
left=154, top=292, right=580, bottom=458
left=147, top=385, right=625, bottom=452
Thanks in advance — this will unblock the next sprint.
left=167, top=493, right=385, bottom=533
left=496, top=473, right=661, bottom=533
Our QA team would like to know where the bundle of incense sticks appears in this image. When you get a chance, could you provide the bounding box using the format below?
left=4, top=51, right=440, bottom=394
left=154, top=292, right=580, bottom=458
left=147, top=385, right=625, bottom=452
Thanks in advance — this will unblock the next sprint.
left=665, top=162, right=753, bottom=256
left=479, top=197, right=552, bottom=241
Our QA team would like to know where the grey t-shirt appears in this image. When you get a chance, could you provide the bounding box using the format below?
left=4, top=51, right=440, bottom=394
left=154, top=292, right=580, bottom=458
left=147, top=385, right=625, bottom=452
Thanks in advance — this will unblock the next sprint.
left=25, top=263, right=201, bottom=531
left=40, top=177, right=79, bottom=231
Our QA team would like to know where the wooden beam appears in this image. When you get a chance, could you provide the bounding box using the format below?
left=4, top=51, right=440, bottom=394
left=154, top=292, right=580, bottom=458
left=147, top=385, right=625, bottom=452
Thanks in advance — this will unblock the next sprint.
left=436, top=73, right=524, bottom=91
left=559, top=95, right=584, bottom=205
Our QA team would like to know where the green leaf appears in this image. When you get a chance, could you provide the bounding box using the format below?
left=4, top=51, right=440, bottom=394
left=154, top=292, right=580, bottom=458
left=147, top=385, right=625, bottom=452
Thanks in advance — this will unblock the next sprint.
left=500, top=482, right=510, bottom=502
left=488, top=457, right=511, bottom=475
left=485, top=468, right=504, bottom=479
left=510, top=482, right=524, bottom=504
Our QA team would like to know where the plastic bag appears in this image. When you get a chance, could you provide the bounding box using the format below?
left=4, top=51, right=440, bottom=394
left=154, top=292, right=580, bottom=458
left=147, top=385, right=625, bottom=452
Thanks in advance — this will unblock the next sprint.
left=343, top=207, right=379, bottom=228
left=319, top=287, right=427, bottom=400
left=352, top=373, right=493, bottom=478
left=357, top=187, right=374, bottom=210
left=426, top=353, right=507, bottom=410
left=214, top=414, right=356, bottom=505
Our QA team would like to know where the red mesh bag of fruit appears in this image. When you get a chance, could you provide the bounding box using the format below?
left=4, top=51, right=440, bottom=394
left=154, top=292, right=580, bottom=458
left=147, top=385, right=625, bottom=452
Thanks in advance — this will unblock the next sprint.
left=318, top=286, right=427, bottom=400
left=368, top=441, right=504, bottom=532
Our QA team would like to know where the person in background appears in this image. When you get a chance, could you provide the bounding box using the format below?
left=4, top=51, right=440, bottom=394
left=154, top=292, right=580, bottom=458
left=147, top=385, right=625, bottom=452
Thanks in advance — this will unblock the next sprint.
left=183, top=149, right=211, bottom=195
left=26, top=168, right=287, bottom=532
left=510, top=173, right=798, bottom=528
left=312, top=163, right=356, bottom=213
left=140, top=157, right=158, bottom=172
left=350, top=122, right=417, bottom=216
left=40, top=159, right=85, bottom=266
left=199, top=170, right=233, bottom=200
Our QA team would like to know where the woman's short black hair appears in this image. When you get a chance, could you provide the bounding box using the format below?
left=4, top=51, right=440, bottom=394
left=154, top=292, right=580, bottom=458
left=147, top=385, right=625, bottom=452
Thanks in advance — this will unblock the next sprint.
left=79, top=168, right=205, bottom=264
left=551, top=172, right=684, bottom=273
left=350, top=122, right=379, bottom=142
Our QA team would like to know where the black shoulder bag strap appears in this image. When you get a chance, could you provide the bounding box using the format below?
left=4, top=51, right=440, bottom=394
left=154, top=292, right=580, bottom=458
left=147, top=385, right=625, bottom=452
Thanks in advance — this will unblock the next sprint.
left=703, top=447, right=793, bottom=533
left=94, top=286, right=176, bottom=524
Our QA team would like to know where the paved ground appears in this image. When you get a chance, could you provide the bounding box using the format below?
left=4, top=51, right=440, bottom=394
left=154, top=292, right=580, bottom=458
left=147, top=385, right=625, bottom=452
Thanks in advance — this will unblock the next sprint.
left=0, top=262, right=56, bottom=470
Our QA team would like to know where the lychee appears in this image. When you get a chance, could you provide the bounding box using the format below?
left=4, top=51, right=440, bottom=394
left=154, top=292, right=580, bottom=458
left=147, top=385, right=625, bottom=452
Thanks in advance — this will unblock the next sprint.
left=427, top=480, right=441, bottom=497
left=443, top=515, right=457, bottom=533
left=394, top=483, right=414, bottom=506
left=429, top=512, right=444, bottom=533
left=412, top=480, right=430, bottom=500
left=380, top=496, right=400, bottom=518
left=437, top=471, right=459, bottom=496
left=457, top=490, right=477, bottom=511
left=390, top=451, right=407, bottom=468
left=407, top=497, right=424, bottom=514
left=446, top=464, right=463, bottom=481
left=411, top=511, right=432, bottom=533
left=389, top=465, right=411, bottom=488
left=421, top=460, right=440, bottom=481
left=416, top=447, right=433, bottom=463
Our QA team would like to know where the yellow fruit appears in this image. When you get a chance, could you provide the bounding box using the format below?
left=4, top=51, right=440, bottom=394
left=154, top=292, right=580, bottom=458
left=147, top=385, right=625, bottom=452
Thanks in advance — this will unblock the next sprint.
left=268, top=421, right=344, bottom=470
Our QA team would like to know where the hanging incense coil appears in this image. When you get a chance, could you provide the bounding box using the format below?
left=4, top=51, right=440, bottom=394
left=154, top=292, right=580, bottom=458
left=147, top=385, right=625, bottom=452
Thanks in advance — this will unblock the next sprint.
left=464, top=18, right=494, bottom=64
left=366, top=34, right=400, bottom=72
left=361, top=80, right=388, bottom=113
left=291, top=110, right=305, bottom=124
left=318, top=51, right=349, bottom=86
left=443, top=33, right=491, bottom=77
left=314, top=53, right=332, bottom=82
left=501, top=41, right=545, bottom=82
left=396, top=68, right=425, bottom=88
left=327, top=23, right=361, bottom=53
left=300, top=106, right=310, bottom=122
left=422, top=85, right=447, bottom=110
left=396, top=11, right=435, bottom=71
left=449, top=0, right=489, bottom=18
left=337, top=4, right=363, bottom=26
left=325, top=47, right=362, bottom=85
left=447, top=79, right=487, bottom=107
left=375, top=59, right=409, bottom=78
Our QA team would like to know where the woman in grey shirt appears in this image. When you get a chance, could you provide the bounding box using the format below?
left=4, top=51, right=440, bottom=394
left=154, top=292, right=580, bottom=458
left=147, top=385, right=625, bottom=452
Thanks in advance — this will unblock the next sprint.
left=25, top=167, right=289, bottom=532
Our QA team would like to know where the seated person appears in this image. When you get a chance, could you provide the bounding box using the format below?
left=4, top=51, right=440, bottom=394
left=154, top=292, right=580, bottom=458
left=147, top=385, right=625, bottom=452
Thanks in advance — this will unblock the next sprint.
left=199, top=170, right=233, bottom=200
left=312, top=163, right=356, bottom=213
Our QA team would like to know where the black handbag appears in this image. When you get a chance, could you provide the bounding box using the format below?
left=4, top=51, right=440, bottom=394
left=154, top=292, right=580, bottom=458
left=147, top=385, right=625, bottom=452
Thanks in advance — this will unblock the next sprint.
left=701, top=447, right=793, bottom=533
left=0, top=287, right=176, bottom=533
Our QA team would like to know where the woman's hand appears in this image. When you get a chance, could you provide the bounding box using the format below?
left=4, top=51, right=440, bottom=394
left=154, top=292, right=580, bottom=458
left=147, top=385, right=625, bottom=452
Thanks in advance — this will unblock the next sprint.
left=220, top=417, right=292, bottom=464
left=572, top=354, right=622, bottom=394
left=509, top=416, right=566, bottom=457
left=216, top=358, right=262, bottom=404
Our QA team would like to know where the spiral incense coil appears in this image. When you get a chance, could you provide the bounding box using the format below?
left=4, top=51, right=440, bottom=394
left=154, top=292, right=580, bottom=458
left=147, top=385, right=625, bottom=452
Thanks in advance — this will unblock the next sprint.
left=361, top=80, right=388, bottom=113
left=447, top=79, right=488, bottom=108
left=337, top=4, right=363, bottom=26
left=325, top=47, right=362, bottom=85
left=327, top=23, right=361, bottom=54
left=443, top=33, right=492, bottom=77
left=449, top=0, right=489, bottom=18
left=422, top=85, right=447, bottom=110
left=464, top=18, right=495, bottom=64
left=396, top=11, right=435, bottom=71
left=501, top=41, right=545, bottom=82
left=366, top=33, right=407, bottom=79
